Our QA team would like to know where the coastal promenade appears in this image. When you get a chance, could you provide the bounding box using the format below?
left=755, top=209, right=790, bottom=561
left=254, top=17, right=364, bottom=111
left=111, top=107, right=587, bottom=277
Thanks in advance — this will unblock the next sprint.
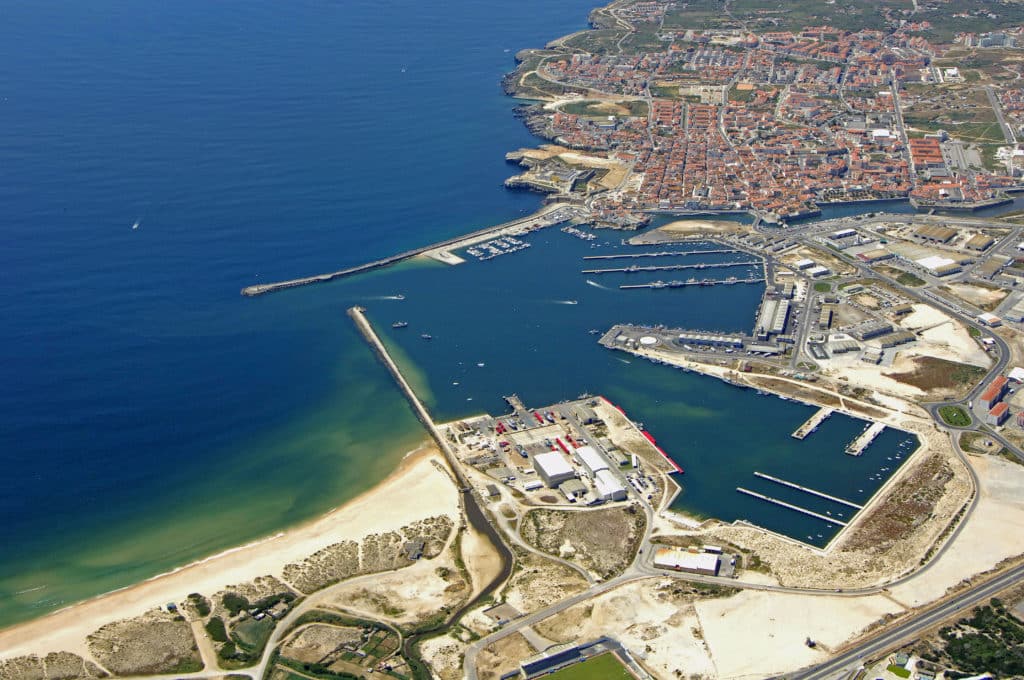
left=241, top=203, right=582, bottom=297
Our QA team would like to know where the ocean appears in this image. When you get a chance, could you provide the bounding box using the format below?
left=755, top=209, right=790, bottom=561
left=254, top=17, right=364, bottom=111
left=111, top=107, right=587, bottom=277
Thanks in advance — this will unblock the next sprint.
left=0, top=0, right=943, bottom=628
left=0, top=0, right=599, bottom=626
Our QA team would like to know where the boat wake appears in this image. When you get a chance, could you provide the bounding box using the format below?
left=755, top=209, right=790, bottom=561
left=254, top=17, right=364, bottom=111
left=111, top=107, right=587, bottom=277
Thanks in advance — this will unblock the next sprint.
left=14, top=585, right=46, bottom=595
left=585, top=279, right=610, bottom=290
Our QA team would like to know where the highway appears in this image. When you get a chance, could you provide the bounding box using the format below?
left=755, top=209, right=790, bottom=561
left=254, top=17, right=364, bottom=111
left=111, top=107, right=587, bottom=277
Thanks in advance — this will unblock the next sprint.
left=789, top=562, right=1024, bottom=680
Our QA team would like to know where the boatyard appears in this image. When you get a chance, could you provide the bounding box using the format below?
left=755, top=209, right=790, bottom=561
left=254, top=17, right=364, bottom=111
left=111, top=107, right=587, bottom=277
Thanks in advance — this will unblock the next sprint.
left=439, top=394, right=679, bottom=510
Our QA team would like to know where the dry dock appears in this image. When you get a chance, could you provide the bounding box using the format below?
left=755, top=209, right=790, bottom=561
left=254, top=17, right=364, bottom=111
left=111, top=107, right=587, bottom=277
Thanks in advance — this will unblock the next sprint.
left=846, top=422, right=885, bottom=456
left=242, top=204, right=583, bottom=297
left=792, top=406, right=834, bottom=440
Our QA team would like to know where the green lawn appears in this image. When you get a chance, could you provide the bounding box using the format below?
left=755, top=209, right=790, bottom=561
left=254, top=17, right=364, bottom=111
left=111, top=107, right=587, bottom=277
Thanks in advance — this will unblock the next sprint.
left=939, top=405, right=972, bottom=428
left=896, top=271, right=926, bottom=287
left=232, top=616, right=275, bottom=653
left=545, top=653, right=634, bottom=680
left=813, top=282, right=832, bottom=293
left=887, top=664, right=911, bottom=679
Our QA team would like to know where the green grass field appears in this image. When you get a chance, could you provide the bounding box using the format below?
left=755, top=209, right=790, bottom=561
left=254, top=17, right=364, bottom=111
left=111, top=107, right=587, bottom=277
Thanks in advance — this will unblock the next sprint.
left=939, top=405, right=972, bottom=428
left=545, top=653, right=634, bottom=680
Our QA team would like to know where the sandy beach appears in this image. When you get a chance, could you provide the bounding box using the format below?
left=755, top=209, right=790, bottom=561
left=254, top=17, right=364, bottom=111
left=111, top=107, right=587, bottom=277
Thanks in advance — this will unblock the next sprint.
left=0, top=442, right=458, bottom=661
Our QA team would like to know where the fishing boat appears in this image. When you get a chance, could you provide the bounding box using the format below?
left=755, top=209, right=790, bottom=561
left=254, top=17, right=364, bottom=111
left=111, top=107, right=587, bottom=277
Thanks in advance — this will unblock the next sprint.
left=392, top=321, right=409, bottom=329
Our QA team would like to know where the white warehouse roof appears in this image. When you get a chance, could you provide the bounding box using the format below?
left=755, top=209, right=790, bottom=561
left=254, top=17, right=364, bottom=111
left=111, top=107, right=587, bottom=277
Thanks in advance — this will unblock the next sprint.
left=653, top=547, right=720, bottom=573
left=533, top=452, right=573, bottom=477
left=916, top=255, right=956, bottom=270
left=594, top=469, right=626, bottom=498
left=574, top=446, right=608, bottom=474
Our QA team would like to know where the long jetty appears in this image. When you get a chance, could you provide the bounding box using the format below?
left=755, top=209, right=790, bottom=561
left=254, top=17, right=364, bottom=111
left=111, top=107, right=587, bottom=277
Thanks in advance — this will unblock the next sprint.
left=846, top=422, right=885, bottom=456
left=619, top=277, right=764, bottom=289
left=581, top=249, right=738, bottom=260
left=792, top=406, right=834, bottom=440
left=736, top=487, right=848, bottom=526
left=242, top=204, right=579, bottom=297
left=581, top=260, right=756, bottom=275
left=753, top=472, right=862, bottom=510
left=347, top=306, right=515, bottom=646
left=347, top=306, right=468, bottom=490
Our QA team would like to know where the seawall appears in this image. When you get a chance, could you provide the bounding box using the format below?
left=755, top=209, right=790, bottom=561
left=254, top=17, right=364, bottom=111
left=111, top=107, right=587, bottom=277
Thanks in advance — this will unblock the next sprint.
left=243, top=203, right=583, bottom=297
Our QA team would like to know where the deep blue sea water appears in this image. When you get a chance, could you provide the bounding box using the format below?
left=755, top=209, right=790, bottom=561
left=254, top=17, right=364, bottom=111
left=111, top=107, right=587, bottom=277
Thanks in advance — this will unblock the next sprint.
left=0, top=0, right=933, bottom=627
left=0, top=0, right=600, bottom=626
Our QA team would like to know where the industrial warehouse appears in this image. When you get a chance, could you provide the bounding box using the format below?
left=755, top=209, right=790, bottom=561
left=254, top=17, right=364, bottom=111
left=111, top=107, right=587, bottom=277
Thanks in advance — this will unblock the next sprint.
left=439, top=394, right=673, bottom=509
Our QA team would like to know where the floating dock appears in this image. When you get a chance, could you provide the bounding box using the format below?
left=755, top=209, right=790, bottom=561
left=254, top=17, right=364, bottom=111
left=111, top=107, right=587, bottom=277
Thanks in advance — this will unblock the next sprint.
left=845, top=422, right=885, bottom=456
left=736, top=488, right=848, bottom=526
left=619, top=277, right=764, bottom=289
left=582, top=260, right=757, bottom=275
left=753, top=472, right=862, bottom=509
left=792, top=407, right=834, bottom=440
left=582, top=249, right=738, bottom=260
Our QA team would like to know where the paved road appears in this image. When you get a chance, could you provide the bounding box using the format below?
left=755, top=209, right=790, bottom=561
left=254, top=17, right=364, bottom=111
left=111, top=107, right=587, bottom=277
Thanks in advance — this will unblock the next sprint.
left=800, top=233, right=1023, bottom=463
left=987, top=85, right=1017, bottom=146
left=789, top=562, right=1024, bottom=680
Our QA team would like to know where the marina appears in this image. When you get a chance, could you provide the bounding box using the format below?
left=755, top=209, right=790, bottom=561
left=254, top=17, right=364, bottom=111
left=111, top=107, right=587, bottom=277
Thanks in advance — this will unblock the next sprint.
left=619, top=277, right=765, bottom=289
left=792, top=407, right=834, bottom=440
left=240, top=203, right=582, bottom=297
left=581, top=260, right=757, bottom=275
left=736, top=487, right=848, bottom=527
left=561, top=225, right=596, bottom=240
left=846, top=422, right=886, bottom=456
left=753, top=472, right=863, bottom=510
left=355, top=226, right=917, bottom=549
left=466, top=236, right=531, bottom=261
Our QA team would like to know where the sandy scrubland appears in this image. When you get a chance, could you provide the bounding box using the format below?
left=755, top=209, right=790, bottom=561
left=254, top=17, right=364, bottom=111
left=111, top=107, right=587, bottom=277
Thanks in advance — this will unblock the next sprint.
left=532, top=579, right=728, bottom=679
left=696, top=590, right=904, bottom=679
left=890, top=453, right=1024, bottom=607
left=0, top=446, right=458, bottom=666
